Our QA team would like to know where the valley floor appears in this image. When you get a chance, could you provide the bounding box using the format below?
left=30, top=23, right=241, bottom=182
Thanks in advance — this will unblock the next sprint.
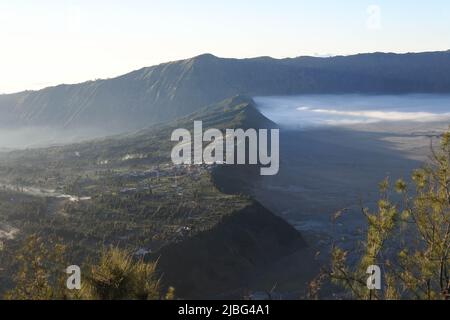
left=232, top=121, right=447, bottom=279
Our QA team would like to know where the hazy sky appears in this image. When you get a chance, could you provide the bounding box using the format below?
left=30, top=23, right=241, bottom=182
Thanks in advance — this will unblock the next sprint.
left=1, top=0, right=450, bottom=93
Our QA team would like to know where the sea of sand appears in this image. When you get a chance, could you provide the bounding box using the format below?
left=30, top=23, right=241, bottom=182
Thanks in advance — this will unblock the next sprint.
left=238, top=94, right=450, bottom=296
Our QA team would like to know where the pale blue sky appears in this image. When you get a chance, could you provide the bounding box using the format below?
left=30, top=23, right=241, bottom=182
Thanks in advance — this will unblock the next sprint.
left=1, top=0, right=449, bottom=93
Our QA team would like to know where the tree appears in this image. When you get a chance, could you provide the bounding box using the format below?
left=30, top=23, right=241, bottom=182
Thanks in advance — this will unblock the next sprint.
left=5, top=235, right=68, bottom=300
left=328, top=131, right=450, bottom=300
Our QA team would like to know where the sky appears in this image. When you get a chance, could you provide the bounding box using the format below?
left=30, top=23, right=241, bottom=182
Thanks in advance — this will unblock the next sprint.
left=1, top=0, right=450, bottom=94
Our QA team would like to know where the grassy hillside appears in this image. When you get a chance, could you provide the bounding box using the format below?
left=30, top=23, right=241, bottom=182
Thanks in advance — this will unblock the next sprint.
left=0, top=96, right=305, bottom=298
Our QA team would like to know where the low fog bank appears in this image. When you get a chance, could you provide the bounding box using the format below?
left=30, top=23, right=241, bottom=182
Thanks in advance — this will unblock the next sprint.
left=255, top=94, right=450, bottom=129
left=254, top=94, right=450, bottom=161
left=0, top=126, right=116, bottom=151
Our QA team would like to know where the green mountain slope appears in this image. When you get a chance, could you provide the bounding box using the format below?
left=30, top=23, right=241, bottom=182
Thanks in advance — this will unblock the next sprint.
left=0, top=96, right=306, bottom=298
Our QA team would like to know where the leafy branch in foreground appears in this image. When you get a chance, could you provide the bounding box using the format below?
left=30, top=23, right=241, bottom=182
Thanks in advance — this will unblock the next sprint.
left=326, top=131, right=450, bottom=300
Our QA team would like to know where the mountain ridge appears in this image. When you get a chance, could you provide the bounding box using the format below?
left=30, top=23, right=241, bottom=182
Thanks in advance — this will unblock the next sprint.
left=2, top=50, right=450, bottom=134
left=4, top=50, right=450, bottom=96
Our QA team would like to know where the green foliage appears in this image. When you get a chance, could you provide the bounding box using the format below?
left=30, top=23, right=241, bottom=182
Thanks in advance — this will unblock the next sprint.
left=4, top=235, right=68, bottom=300
left=329, top=131, right=450, bottom=300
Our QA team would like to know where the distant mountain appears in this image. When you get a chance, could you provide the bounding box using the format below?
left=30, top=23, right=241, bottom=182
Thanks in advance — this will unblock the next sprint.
left=1, top=51, right=450, bottom=133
